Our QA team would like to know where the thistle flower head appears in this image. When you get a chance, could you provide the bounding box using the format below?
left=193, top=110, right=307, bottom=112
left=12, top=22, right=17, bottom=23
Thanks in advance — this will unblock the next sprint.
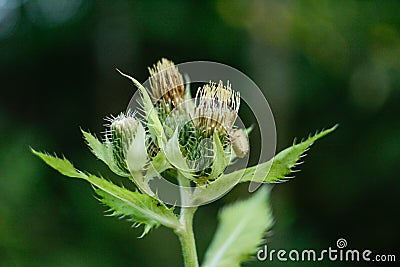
left=148, top=58, right=184, bottom=109
left=109, top=113, right=139, bottom=146
left=193, top=81, right=240, bottom=137
left=105, top=112, right=147, bottom=173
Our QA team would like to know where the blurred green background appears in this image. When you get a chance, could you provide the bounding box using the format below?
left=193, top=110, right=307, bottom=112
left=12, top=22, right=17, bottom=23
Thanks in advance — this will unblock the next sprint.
left=1, top=0, right=399, bottom=266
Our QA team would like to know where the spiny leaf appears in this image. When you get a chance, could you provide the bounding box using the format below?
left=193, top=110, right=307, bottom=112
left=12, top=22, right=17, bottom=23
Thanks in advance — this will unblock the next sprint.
left=81, top=130, right=109, bottom=164
left=95, top=187, right=174, bottom=237
left=31, top=149, right=180, bottom=233
left=240, top=124, right=338, bottom=183
left=31, top=148, right=86, bottom=179
left=116, top=69, right=166, bottom=147
left=96, top=188, right=157, bottom=236
left=201, top=186, right=273, bottom=267
left=193, top=125, right=337, bottom=202
left=81, top=130, right=128, bottom=177
left=86, top=174, right=179, bottom=233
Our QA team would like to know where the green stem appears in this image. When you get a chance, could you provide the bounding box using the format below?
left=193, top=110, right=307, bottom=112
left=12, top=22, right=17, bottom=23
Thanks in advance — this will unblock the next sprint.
left=176, top=173, right=199, bottom=267
left=178, top=206, right=199, bottom=267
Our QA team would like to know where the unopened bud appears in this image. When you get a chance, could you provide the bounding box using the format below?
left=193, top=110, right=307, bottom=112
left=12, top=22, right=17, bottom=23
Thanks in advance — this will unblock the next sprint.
left=148, top=58, right=185, bottom=110
left=230, top=128, right=249, bottom=158
left=107, top=113, right=147, bottom=174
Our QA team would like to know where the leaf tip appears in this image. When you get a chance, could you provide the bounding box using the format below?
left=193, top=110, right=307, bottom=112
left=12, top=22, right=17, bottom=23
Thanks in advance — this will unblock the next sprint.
left=327, top=123, right=339, bottom=133
left=80, top=127, right=88, bottom=134
left=30, top=147, right=46, bottom=158
left=30, top=146, right=38, bottom=154
left=116, top=68, right=134, bottom=82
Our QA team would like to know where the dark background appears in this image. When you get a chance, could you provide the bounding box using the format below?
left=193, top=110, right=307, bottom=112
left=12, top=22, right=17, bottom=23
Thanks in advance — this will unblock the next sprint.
left=1, top=1, right=399, bottom=266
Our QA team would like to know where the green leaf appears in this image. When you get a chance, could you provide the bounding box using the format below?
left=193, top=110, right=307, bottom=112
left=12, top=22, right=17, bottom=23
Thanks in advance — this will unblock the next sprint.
left=31, top=149, right=86, bottom=179
left=240, top=124, right=338, bottom=183
left=208, top=133, right=229, bottom=180
left=95, top=188, right=156, bottom=236
left=193, top=125, right=337, bottom=203
left=116, top=69, right=166, bottom=148
left=164, top=128, right=195, bottom=180
left=192, top=169, right=243, bottom=205
left=81, top=130, right=129, bottom=177
left=31, top=149, right=180, bottom=233
left=95, top=187, right=175, bottom=237
left=86, top=174, right=179, bottom=233
left=201, top=186, right=273, bottom=267
left=81, top=129, right=110, bottom=163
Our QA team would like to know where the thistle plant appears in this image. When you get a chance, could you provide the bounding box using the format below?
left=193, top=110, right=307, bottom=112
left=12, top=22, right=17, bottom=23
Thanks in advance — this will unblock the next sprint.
left=32, top=58, right=336, bottom=267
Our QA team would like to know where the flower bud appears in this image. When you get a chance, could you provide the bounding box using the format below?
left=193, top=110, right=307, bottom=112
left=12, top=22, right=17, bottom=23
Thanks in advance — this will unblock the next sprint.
left=230, top=128, right=249, bottom=158
left=148, top=58, right=184, bottom=110
left=107, top=113, right=147, bottom=174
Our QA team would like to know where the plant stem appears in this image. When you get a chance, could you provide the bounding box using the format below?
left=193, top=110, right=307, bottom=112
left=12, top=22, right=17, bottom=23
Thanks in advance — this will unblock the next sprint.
left=176, top=173, right=199, bottom=267
left=178, top=206, right=199, bottom=267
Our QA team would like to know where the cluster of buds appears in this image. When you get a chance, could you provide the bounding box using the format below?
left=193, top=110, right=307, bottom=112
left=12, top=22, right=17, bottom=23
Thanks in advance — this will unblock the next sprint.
left=33, top=56, right=336, bottom=267
left=107, top=58, right=249, bottom=185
